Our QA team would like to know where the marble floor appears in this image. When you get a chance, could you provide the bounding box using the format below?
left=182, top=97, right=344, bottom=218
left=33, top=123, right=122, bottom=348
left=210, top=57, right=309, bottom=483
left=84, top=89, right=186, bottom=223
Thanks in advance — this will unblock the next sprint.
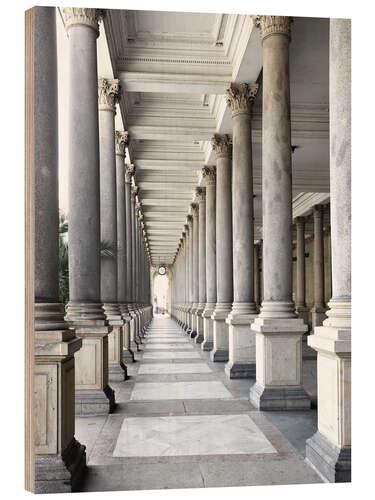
left=76, top=317, right=322, bottom=492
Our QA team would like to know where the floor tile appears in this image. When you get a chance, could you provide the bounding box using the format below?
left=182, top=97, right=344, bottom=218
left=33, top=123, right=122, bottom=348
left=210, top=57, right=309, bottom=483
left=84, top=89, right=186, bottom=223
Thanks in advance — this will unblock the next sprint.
left=145, top=343, right=194, bottom=350
left=130, top=380, right=233, bottom=400
left=138, top=363, right=212, bottom=375
left=143, top=351, right=201, bottom=359
left=113, top=414, right=276, bottom=457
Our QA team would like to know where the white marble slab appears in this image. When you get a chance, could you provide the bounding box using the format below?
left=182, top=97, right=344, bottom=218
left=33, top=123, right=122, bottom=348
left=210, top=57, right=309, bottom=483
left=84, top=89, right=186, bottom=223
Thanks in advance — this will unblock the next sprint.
left=138, top=363, right=212, bottom=375
left=113, top=414, right=277, bottom=457
left=145, top=344, right=194, bottom=350
left=130, top=381, right=233, bottom=400
left=142, top=352, right=201, bottom=360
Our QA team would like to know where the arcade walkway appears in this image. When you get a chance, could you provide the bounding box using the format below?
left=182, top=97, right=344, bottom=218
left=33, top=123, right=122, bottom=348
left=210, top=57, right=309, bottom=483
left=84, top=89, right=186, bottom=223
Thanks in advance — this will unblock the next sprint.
left=76, top=317, right=321, bottom=492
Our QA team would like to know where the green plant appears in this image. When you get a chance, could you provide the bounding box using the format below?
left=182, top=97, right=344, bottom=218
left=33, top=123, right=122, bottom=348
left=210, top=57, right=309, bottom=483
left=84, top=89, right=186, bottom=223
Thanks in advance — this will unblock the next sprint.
left=58, top=213, right=117, bottom=305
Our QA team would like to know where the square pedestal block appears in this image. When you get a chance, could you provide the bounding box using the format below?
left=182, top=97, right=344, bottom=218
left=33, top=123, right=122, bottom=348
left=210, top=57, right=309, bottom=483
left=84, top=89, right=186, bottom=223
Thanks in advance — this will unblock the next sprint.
left=249, top=316, right=310, bottom=410
left=225, top=320, right=256, bottom=379
left=210, top=317, right=229, bottom=362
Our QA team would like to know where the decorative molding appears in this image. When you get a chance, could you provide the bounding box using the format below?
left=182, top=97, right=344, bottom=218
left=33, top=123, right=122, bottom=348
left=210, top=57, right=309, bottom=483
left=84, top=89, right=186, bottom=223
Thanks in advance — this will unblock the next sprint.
left=61, top=8, right=101, bottom=35
left=252, top=15, right=292, bottom=42
left=226, top=82, right=259, bottom=117
left=115, top=131, right=129, bottom=156
left=202, top=166, right=217, bottom=185
left=125, top=164, right=135, bottom=184
left=186, top=215, right=193, bottom=225
left=98, top=78, right=121, bottom=112
left=211, top=134, right=232, bottom=159
left=117, top=56, right=231, bottom=66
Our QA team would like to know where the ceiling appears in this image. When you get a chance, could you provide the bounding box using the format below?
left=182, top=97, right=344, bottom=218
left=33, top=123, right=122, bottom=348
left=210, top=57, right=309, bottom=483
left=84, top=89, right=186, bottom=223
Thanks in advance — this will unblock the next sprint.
left=103, top=10, right=330, bottom=266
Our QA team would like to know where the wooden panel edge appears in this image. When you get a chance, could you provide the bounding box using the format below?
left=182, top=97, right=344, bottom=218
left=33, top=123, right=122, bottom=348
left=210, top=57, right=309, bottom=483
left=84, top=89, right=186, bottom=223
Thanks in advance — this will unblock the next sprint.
left=25, top=6, right=35, bottom=494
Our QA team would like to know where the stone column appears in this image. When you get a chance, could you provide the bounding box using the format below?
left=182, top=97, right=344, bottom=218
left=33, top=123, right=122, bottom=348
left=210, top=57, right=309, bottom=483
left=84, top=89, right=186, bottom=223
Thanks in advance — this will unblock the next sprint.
left=254, top=243, right=261, bottom=311
left=98, top=79, right=127, bottom=382
left=295, top=217, right=310, bottom=326
left=62, top=7, right=115, bottom=415
left=225, top=82, right=259, bottom=379
left=210, top=134, right=233, bottom=362
left=189, top=201, right=199, bottom=337
left=123, top=163, right=135, bottom=360
left=129, top=186, right=139, bottom=350
left=115, top=132, right=133, bottom=363
left=306, top=19, right=351, bottom=483
left=187, top=214, right=194, bottom=332
left=250, top=16, right=309, bottom=410
left=312, top=205, right=327, bottom=327
left=183, top=221, right=190, bottom=330
left=194, top=188, right=206, bottom=343
left=33, top=7, right=85, bottom=492
left=201, top=167, right=216, bottom=351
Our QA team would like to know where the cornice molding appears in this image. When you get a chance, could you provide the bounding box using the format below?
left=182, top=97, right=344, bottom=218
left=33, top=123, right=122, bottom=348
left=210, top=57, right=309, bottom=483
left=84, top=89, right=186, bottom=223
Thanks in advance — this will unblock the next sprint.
left=226, top=82, right=259, bottom=117
left=98, top=78, right=121, bottom=112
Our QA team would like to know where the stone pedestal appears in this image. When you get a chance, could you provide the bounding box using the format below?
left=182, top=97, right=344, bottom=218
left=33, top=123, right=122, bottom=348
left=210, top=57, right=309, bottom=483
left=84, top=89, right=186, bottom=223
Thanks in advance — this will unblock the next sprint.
left=202, top=304, right=215, bottom=351
left=211, top=303, right=231, bottom=362
left=34, top=305, right=86, bottom=493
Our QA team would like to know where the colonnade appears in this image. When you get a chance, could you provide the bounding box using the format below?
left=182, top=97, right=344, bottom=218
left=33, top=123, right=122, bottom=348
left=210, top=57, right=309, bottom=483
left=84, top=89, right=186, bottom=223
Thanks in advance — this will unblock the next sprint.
left=172, top=15, right=351, bottom=483
left=33, top=7, right=152, bottom=492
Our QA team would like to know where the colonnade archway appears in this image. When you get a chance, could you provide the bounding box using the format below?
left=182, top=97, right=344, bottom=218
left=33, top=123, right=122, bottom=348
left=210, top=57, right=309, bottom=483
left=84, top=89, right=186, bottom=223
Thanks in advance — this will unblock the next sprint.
left=152, top=269, right=171, bottom=315
left=30, top=6, right=351, bottom=494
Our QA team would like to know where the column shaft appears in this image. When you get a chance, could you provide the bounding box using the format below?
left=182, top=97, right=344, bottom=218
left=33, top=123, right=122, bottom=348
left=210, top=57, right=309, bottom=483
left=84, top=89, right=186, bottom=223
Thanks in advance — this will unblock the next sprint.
left=210, top=134, right=233, bottom=362
left=306, top=18, right=351, bottom=483
left=63, top=8, right=115, bottom=415
left=33, top=7, right=85, bottom=492
left=312, top=205, right=326, bottom=327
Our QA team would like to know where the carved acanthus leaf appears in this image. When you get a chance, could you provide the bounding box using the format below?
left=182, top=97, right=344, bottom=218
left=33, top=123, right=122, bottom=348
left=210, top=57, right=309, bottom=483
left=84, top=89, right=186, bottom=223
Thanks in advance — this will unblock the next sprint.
left=211, top=134, right=232, bottom=159
left=202, top=166, right=216, bottom=184
left=252, top=15, right=292, bottom=41
left=61, top=8, right=101, bottom=35
left=115, top=131, right=129, bottom=156
left=98, top=78, right=121, bottom=111
left=226, top=83, right=259, bottom=116
left=125, top=164, right=135, bottom=184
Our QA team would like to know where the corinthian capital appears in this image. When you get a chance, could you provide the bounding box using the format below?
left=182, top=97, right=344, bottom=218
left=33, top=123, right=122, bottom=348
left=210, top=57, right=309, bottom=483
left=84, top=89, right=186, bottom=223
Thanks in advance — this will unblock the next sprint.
left=195, top=187, right=206, bottom=204
left=226, top=82, right=259, bottom=116
left=252, top=15, right=292, bottom=42
left=61, top=8, right=101, bottom=35
left=190, top=202, right=199, bottom=217
left=115, top=131, right=129, bottom=156
left=131, top=186, right=139, bottom=200
left=202, top=166, right=216, bottom=185
left=98, top=78, right=121, bottom=112
left=211, top=134, right=232, bottom=159
left=125, top=164, right=135, bottom=184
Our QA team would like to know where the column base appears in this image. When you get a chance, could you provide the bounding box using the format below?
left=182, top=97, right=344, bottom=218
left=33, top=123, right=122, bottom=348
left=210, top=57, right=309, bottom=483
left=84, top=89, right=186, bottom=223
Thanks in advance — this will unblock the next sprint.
left=210, top=349, right=229, bottom=362
left=226, top=311, right=257, bottom=379
left=312, top=308, right=327, bottom=328
left=109, top=361, right=127, bottom=382
left=194, top=333, right=204, bottom=343
left=249, top=382, right=311, bottom=411
left=130, top=340, right=140, bottom=352
left=75, top=385, right=115, bottom=416
left=201, top=340, right=213, bottom=351
left=123, top=348, right=135, bottom=363
left=225, top=361, right=255, bottom=379
left=189, top=330, right=197, bottom=339
left=35, top=438, right=86, bottom=494
left=306, top=431, right=351, bottom=483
